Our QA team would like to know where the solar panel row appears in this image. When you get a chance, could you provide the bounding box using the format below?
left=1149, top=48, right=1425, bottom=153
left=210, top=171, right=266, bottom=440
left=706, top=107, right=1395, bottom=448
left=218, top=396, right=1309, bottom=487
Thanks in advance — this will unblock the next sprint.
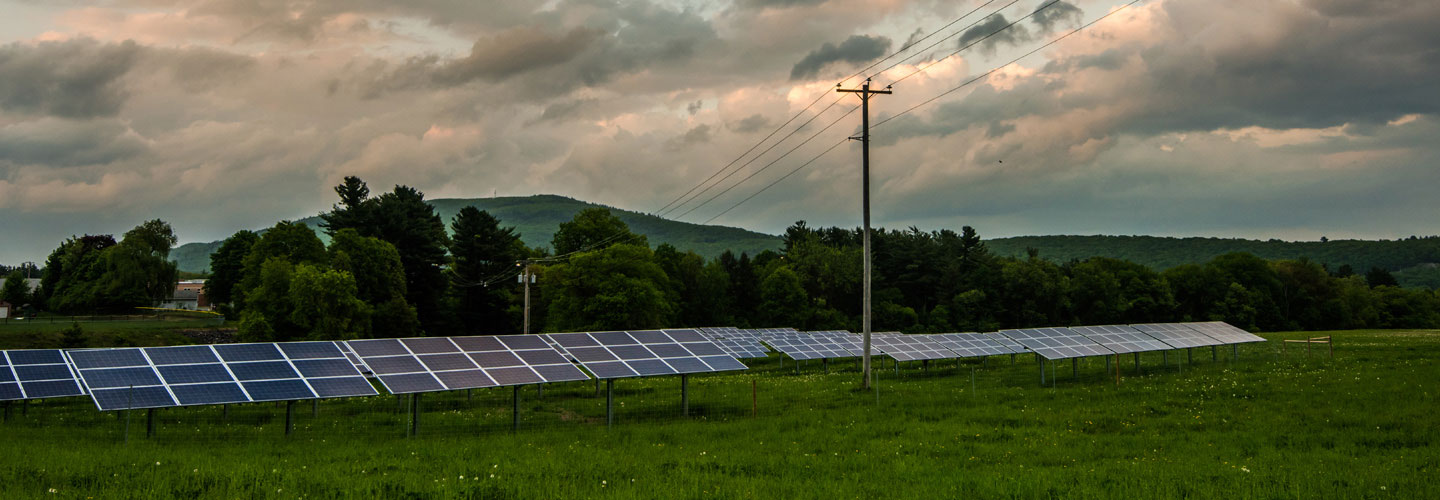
left=345, top=335, right=590, bottom=394
left=0, top=349, right=87, bottom=401
left=67, top=342, right=378, bottom=411
left=550, top=329, right=747, bottom=379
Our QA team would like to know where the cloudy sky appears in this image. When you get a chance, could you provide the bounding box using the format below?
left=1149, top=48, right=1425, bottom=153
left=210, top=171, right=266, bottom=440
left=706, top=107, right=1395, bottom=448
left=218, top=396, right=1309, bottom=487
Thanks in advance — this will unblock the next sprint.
left=0, top=0, right=1436, bottom=263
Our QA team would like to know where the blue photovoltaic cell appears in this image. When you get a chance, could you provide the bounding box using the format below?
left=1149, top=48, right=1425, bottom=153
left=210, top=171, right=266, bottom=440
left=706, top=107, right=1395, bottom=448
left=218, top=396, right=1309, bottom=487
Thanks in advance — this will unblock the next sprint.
left=0, top=369, right=12, bottom=382
left=564, top=347, right=615, bottom=363
left=18, top=380, right=83, bottom=399
left=646, top=344, right=692, bottom=358
left=627, top=359, right=676, bottom=376
left=14, top=364, right=73, bottom=381
left=663, top=357, right=710, bottom=373
left=497, top=335, right=549, bottom=350
left=308, top=377, right=379, bottom=398
left=629, top=330, right=671, bottom=344
left=532, top=364, right=589, bottom=382
left=401, top=337, right=459, bottom=354
left=470, top=351, right=523, bottom=367
left=584, top=361, right=637, bottom=379
left=144, top=346, right=219, bottom=365
left=91, top=387, right=176, bottom=410
left=0, top=384, right=21, bottom=400
left=347, top=339, right=410, bottom=357
left=171, top=383, right=249, bottom=406
left=591, top=332, right=636, bottom=345
left=416, top=353, right=475, bottom=371
left=83, top=367, right=163, bottom=389
left=516, top=349, right=568, bottom=365
left=363, top=356, right=426, bottom=374
left=378, top=373, right=445, bottom=394
left=292, top=359, right=360, bottom=378
left=242, top=379, right=315, bottom=401
left=8, top=350, right=66, bottom=365
left=699, top=356, right=748, bottom=371
left=68, top=349, right=148, bottom=369
left=228, top=361, right=300, bottom=381
left=609, top=345, right=654, bottom=360
left=214, top=344, right=284, bottom=362
left=156, top=364, right=233, bottom=384
left=277, top=342, right=346, bottom=359
left=486, top=366, right=543, bottom=385
left=433, top=370, right=497, bottom=390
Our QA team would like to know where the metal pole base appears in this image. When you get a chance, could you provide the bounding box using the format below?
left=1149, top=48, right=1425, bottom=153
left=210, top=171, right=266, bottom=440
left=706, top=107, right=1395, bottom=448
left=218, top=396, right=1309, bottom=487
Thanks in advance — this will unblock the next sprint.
left=285, top=401, right=294, bottom=436
left=146, top=408, right=156, bottom=438
left=606, top=380, right=615, bottom=428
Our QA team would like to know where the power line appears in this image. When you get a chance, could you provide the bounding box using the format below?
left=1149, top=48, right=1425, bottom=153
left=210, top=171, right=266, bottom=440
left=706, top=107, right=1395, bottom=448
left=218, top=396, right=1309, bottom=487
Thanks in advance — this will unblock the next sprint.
left=888, top=0, right=1063, bottom=87
left=700, top=0, right=1145, bottom=225
left=866, top=0, right=1018, bottom=79
left=877, top=0, right=1144, bottom=128
left=674, top=103, right=861, bottom=221
left=652, top=0, right=1006, bottom=220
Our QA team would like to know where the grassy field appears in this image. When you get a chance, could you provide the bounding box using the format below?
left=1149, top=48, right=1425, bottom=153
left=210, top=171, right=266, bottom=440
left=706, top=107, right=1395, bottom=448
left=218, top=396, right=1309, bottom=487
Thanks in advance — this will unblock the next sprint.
left=1, top=330, right=1435, bottom=499
left=0, top=315, right=222, bottom=349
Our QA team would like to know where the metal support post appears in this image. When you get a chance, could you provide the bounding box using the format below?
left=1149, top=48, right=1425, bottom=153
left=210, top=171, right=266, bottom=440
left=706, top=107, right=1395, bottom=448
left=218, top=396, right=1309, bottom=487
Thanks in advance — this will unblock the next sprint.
left=923, top=359, right=928, bottom=373
left=537, top=383, right=543, bottom=398
left=512, top=386, right=520, bottom=433
left=823, top=358, right=828, bottom=374
left=681, top=374, right=689, bottom=417
left=970, top=367, right=976, bottom=396
left=1212, top=345, right=1217, bottom=361
left=222, top=404, right=228, bottom=420
left=605, top=380, right=615, bottom=428
left=1134, top=352, right=1140, bottom=372
left=2, top=401, right=9, bottom=423
left=1163, top=351, right=1168, bottom=367
left=284, top=401, right=294, bottom=436
left=312, top=399, right=319, bottom=417
left=146, top=408, right=156, bottom=438
left=1038, top=357, right=1045, bottom=386
left=1072, top=358, right=1078, bottom=378
left=1234, top=344, right=1239, bottom=360
left=1188, top=348, right=1193, bottom=365
left=412, top=393, right=420, bottom=436
left=595, top=378, right=601, bottom=397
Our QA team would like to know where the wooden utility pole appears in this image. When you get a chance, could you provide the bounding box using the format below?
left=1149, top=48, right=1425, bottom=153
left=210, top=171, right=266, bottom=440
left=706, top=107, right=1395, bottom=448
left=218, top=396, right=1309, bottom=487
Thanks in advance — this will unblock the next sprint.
left=519, top=261, right=533, bottom=334
left=837, top=78, right=891, bottom=390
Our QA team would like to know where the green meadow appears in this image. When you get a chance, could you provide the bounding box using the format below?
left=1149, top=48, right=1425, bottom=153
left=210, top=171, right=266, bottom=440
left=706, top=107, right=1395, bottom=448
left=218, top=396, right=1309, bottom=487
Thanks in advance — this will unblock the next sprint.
left=1, top=330, right=1434, bottom=499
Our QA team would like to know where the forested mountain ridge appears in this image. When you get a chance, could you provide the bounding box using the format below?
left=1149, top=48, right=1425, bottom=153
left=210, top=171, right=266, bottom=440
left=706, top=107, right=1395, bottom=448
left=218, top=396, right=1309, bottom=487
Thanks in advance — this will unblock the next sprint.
left=169, top=195, right=784, bottom=272
left=987, top=235, right=1440, bottom=288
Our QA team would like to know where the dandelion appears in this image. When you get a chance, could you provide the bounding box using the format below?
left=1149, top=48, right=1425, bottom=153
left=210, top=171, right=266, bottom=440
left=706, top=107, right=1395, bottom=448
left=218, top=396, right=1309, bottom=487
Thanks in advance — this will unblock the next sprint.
left=48, top=489, right=57, bottom=494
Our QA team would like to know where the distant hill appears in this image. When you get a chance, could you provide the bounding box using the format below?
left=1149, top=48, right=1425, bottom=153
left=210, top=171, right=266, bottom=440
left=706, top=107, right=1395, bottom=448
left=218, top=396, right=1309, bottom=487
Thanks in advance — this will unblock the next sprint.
left=170, top=195, right=784, bottom=273
left=986, top=235, right=1440, bottom=288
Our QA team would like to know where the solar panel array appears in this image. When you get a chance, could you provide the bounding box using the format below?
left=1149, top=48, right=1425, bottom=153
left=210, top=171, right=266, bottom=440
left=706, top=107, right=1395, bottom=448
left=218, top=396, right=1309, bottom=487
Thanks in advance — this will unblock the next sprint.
left=1069, top=325, right=1173, bottom=354
left=549, top=329, right=747, bottom=379
left=696, top=327, right=771, bottom=358
left=998, top=328, right=1116, bottom=360
left=762, top=331, right=858, bottom=360
left=867, top=334, right=956, bottom=361
left=345, top=335, right=590, bottom=394
left=1130, top=323, right=1225, bottom=348
left=67, top=342, right=378, bottom=411
left=932, top=333, right=1014, bottom=357
left=1185, top=322, right=1268, bottom=344
left=0, top=349, right=87, bottom=401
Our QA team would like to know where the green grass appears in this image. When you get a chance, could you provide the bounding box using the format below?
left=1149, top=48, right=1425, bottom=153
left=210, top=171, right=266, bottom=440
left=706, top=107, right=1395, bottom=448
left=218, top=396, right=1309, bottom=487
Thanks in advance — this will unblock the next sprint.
left=1, top=330, right=1435, bottom=499
left=0, top=316, right=219, bottom=349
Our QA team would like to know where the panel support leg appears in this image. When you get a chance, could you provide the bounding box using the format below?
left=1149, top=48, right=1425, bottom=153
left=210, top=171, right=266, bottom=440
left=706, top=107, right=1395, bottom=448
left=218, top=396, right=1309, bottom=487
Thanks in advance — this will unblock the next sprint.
left=923, top=359, right=929, bottom=374
left=312, top=399, right=319, bottom=418
left=1188, top=348, right=1193, bottom=365
left=681, top=374, right=689, bottom=417
left=537, top=383, right=543, bottom=399
left=512, top=386, right=520, bottom=433
left=146, top=408, right=156, bottom=438
left=22, top=399, right=27, bottom=416
left=1134, top=352, right=1140, bottom=373
left=1072, top=358, right=1078, bottom=378
left=2, top=401, right=9, bottom=423
left=1234, top=344, right=1239, bottom=361
left=595, top=378, right=600, bottom=397
left=823, top=358, right=829, bottom=374
left=1212, top=345, right=1218, bottom=362
left=284, top=401, right=295, bottom=436
left=1039, top=358, right=1045, bottom=386
left=1163, top=351, right=1168, bottom=367
left=222, top=404, right=228, bottom=421
left=606, top=380, right=615, bottom=428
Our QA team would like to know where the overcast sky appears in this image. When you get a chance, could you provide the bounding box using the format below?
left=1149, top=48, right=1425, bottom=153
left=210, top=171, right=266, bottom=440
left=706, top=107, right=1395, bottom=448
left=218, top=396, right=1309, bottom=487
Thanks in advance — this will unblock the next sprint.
left=0, top=0, right=1436, bottom=264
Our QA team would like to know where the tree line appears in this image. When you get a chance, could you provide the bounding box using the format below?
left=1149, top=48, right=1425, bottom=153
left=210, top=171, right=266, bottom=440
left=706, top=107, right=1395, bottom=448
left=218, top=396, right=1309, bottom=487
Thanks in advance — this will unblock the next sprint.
left=16, top=175, right=1440, bottom=340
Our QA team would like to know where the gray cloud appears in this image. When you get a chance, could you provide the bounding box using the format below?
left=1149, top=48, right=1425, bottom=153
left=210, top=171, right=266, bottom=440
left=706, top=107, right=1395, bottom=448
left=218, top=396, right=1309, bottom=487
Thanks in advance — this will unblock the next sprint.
left=956, top=14, right=1030, bottom=53
left=0, top=39, right=141, bottom=118
left=790, top=34, right=891, bottom=80
left=729, top=114, right=771, bottom=134
left=1031, top=1, right=1084, bottom=33
left=0, top=118, right=148, bottom=167
left=736, top=0, right=830, bottom=10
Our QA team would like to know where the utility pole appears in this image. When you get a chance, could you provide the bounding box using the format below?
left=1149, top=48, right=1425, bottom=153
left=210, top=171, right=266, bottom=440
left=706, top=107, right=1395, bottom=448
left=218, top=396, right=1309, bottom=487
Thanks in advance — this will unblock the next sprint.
left=838, top=78, right=891, bottom=391
left=518, top=261, right=533, bottom=334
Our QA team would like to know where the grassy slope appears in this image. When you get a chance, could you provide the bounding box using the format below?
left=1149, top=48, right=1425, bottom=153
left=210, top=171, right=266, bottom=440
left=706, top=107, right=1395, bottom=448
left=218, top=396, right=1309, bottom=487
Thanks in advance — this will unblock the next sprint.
left=1, top=330, right=1434, bottom=499
left=170, top=195, right=783, bottom=273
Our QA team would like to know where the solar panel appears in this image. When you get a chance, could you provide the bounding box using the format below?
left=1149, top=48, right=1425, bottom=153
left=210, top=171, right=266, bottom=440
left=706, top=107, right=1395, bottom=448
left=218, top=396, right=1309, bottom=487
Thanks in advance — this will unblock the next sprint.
left=345, top=335, right=590, bottom=395
left=334, top=341, right=373, bottom=377
left=68, top=342, right=377, bottom=411
left=984, top=333, right=1029, bottom=354
left=696, top=327, right=771, bottom=358
left=998, top=328, right=1115, bottom=360
left=866, top=334, right=957, bottom=361
left=761, top=331, right=857, bottom=360
left=1182, top=322, right=1267, bottom=344
left=1069, top=325, right=1173, bottom=354
left=932, top=333, right=1012, bottom=357
left=0, top=349, right=87, bottom=401
left=549, top=329, right=747, bottom=379
left=1130, top=323, right=1223, bottom=348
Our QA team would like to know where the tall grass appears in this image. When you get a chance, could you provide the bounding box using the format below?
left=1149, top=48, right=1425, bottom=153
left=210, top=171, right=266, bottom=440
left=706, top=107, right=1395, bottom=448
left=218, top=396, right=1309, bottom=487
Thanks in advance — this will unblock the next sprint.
left=0, top=330, right=1434, bottom=499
